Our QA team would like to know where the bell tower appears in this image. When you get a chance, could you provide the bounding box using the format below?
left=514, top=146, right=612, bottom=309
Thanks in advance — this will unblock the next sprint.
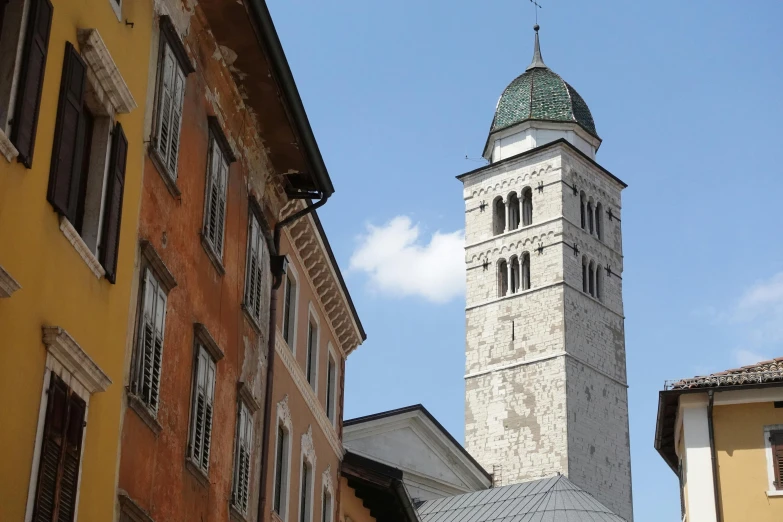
left=461, top=26, right=633, bottom=521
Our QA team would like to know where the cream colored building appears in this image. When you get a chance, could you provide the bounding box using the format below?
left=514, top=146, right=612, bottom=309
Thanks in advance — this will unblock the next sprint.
left=655, top=358, right=783, bottom=522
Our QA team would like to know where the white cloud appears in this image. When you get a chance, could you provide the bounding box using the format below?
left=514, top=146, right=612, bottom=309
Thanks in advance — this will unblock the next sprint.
left=733, top=349, right=767, bottom=367
left=732, top=271, right=783, bottom=344
left=350, top=216, right=465, bottom=303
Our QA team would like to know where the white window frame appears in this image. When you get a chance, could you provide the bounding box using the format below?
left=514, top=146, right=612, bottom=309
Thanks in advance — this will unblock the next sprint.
left=201, top=132, right=229, bottom=263
left=152, top=36, right=186, bottom=182
left=187, top=344, right=217, bottom=476
left=108, top=0, right=122, bottom=22
left=764, top=424, right=783, bottom=497
left=131, top=267, right=168, bottom=415
left=273, top=397, right=293, bottom=519
left=281, top=259, right=300, bottom=354
left=24, top=327, right=111, bottom=522
left=0, top=0, right=28, bottom=161
left=243, top=211, right=267, bottom=326
left=231, top=400, right=254, bottom=515
left=320, top=466, right=334, bottom=522
left=325, top=344, right=339, bottom=427
left=305, top=303, right=320, bottom=393
left=298, top=427, right=316, bottom=522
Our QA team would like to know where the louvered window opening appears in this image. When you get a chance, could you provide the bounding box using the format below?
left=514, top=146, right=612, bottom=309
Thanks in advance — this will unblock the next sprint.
left=772, top=431, right=783, bottom=490
left=231, top=401, right=254, bottom=514
left=203, top=135, right=228, bottom=259
left=32, top=373, right=85, bottom=522
left=132, top=269, right=167, bottom=412
left=282, top=273, right=295, bottom=347
left=326, top=355, right=336, bottom=423
left=189, top=346, right=216, bottom=475
left=154, top=40, right=186, bottom=181
left=273, top=425, right=288, bottom=515
left=300, top=461, right=312, bottom=522
left=244, top=212, right=265, bottom=324
left=306, top=320, right=317, bottom=387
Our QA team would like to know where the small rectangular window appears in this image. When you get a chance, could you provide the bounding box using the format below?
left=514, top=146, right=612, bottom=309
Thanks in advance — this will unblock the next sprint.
left=188, top=346, right=217, bottom=475
left=153, top=39, right=186, bottom=180
left=231, top=401, right=253, bottom=514
left=300, top=460, right=312, bottom=522
left=202, top=134, right=229, bottom=261
left=244, top=212, right=265, bottom=324
left=32, top=372, right=86, bottom=522
left=273, top=425, right=289, bottom=516
left=282, top=272, right=295, bottom=347
left=306, top=319, right=317, bottom=388
left=321, top=488, right=332, bottom=522
left=772, top=430, right=783, bottom=490
left=326, top=353, right=337, bottom=423
left=131, top=268, right=168, bottom=413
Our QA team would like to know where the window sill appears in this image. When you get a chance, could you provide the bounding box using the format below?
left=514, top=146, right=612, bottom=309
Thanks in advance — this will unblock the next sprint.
left=229, top=505, right=248, bottom=522
left=59, top=216, right=105, bottom=279
left=0, top=265, right=21, bottom=297
left=241, top=303, right=263, bottom=334
left=270, top=511, right=284, bottom=522
left=148, top=146, right=181, bottom=199
left=200, top=234, right=226, bottom=276
left=767, top=490, right=783, bottom=498
left=0, top=128, right=19, bottom=163
left=185, top=458, right=210, bottom=488
left=127, top=393, right=162, bottom=436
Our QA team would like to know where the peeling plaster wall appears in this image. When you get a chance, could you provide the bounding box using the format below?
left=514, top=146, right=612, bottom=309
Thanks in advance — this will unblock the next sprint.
left=461, top=144, right=632, bottom=520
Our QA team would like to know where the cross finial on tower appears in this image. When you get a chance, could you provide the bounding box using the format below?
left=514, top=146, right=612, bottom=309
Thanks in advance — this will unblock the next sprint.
left=526, top=23, right=547, bottom=70
left=530, top=0, right=542, bottom=24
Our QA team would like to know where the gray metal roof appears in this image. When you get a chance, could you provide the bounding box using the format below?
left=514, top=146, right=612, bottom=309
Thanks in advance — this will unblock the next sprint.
left=417, top=476, right=626, bottom=522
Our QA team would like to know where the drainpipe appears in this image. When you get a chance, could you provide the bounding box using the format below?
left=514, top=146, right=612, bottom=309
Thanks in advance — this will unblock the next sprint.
left=707, top=390, right=723, bottom=522
left=257, top=194, right=328, bottom=522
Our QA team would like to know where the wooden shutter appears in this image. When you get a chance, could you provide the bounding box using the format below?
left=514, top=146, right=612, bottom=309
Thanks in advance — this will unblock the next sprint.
left=190, top=348, right=216, bottom=473
left=154, top=44, right=174, bottom=166
left=167, top=66, right=185, bottom=176
left=772, top=431, right=783, bottom=490
left=215, top=154, right=227, bottom=255
left=204, top=140, right=227, bottom=257
left=245, top=214, right=260, bottom=319
left=47, top=43, right=86, bottom=220
left=232, top=402, right=253, bottom=514
left=99, top=122, right=128, bottom=283
left=135, top=270, right=166, bottom=412
left=32, top=373, right=86, bottom=522
left=10, top=0, right=52, bottom=167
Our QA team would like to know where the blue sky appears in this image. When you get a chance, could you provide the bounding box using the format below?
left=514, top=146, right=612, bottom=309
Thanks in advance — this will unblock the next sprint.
left=268, top=1, right=783, bottom=520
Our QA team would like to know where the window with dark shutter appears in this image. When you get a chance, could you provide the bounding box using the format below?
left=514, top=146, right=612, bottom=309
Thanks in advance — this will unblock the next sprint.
left=282, top=273, right=295, bottom=346
left=9, top=0, right=52, bottom=167
left=300, top=461, right=311, bottom=522
left=99, top=122, right=128, bottom=283
left=321, top=489, right=332, bottom=522
left=32, top=372, right=86, bottom=522
left=326, top=354, right=336, bottom=423
left=306, top=319, right=317, bottom=387
left=47, top=42, right=87, bottom=220
left=189, top=346, right=216, bottom=475
left=244, top=212, right=265, bottom=324
left=273, top=425, right=288, bottom=515
left=231, top=401, right=253, bottom=515
left=132, top=268, right=167, bottom=413
left=772, top=431, right=783, bottom=490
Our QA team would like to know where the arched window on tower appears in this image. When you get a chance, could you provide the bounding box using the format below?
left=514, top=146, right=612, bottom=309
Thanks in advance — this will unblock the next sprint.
left=521, top=253, right=531, bottom=290
left=509, top=256, right=520, bottom=293
left=522, top=188, right=533, bottom=227
left=493, top=197, right=505, bottom=236
left=595, top=203, right=603, bottom=240
left=589, top=260, right=596, bottom=297
left=580, top=192, right=587, bottom=230
left=508, top=192, right=520, bottom=231
left=587, top=201, right=594, bottom=235
left=596, top=264, right=604, bottom=301
left=498, top=259, right=508, bottom=297
left=582, top=256, right=588, bottom=293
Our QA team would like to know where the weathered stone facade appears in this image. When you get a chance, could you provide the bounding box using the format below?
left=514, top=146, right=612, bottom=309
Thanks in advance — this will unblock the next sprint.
left=461, top=141, right=633, bottom=520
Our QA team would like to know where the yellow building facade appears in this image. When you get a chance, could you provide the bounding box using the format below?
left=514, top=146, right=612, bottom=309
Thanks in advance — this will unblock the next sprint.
left=655, top=359, right=783, bottom=522
left=0, top=0, right=153, bottom=520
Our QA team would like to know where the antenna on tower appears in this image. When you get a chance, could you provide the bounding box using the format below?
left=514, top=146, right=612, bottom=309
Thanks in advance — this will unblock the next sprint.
left=530, top=0, right=542, bottom=25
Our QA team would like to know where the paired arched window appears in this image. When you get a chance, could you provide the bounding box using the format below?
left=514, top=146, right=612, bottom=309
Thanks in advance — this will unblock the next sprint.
left=580, top=192, right=604, bottom=241
left=491, top=188, right=534, bottom=235
left=498, top=253, right=531, bottom=297
left=581, top=255, right=603, bottom=301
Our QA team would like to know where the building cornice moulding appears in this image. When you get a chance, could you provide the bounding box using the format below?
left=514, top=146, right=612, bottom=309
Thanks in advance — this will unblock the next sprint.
left=42, top=326, right=112, bottom=394
left=0, top=264, right=21, bottom=297
left=275, top=333, right=343, bottom=457
left=77, top=29, right=137, bottom=114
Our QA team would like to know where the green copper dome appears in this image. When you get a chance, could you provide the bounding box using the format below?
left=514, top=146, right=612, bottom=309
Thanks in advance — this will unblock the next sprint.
left=490, top=27, right=599, bottom=139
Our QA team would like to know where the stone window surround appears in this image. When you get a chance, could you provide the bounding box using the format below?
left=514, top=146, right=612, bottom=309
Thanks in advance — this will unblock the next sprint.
left=305, top=302, right=320, bottom=394
left=0, top=264, right=21, bottom=297
left=273, top=396, right=294, bottom=520
left=764, top=424, right=783, bottom=497
left=321, top=465, right=334, bottom=522
left=298, top=426, right=316, bottom=522
left=325, top=343, right=339, bottom=428
left=281, top=258, right=300, bottom=356
left=24, top=326, right=111, bottom=522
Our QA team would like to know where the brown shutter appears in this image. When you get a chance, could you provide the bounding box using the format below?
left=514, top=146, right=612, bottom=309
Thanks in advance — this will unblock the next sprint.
left=772, top=431, right=783, bottom=490
left=9, top=0, right=52, bottom=167
left=99, top=122, right=127, bottom=283
left=47, top=43, right=87, bottom=221
left=32, top=373, right=86, bottom=522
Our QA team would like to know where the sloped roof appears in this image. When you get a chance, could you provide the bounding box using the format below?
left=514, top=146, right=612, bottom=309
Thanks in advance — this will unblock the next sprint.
left=417, top=475, right=625, bottom=522
left=665, top=357, right=783, bottom=390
